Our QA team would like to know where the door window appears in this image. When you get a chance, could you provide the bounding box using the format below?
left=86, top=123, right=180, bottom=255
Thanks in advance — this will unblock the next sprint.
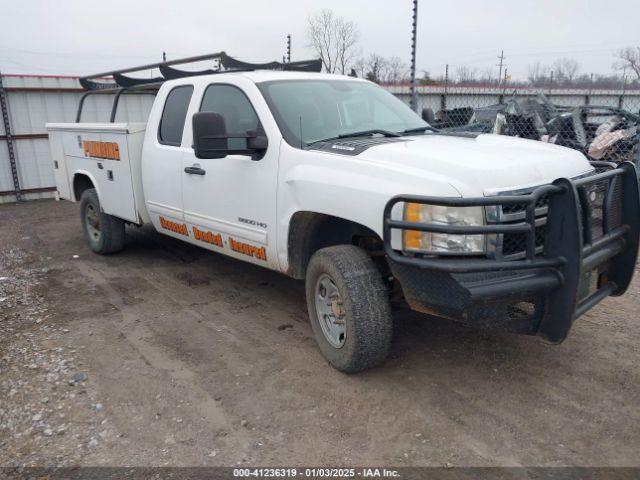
left=158, top=85, right=194, bottom=146
left=200, top=84, right=261, bottom=150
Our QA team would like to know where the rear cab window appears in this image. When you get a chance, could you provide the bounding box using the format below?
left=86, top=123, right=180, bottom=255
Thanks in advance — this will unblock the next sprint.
left=158, top=85, right=194, bottom=146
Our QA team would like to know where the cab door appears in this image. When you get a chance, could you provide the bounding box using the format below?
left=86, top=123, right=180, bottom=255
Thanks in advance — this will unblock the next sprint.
left=142, top=84, right=194, bottom=236
left=181, top=81, right=279, bottom=269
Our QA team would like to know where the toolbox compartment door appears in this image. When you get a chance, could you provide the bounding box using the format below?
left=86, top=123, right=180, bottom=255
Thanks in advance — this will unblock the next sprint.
left=46, top=123, right=146, bottom=224
left=47, top=129, right=72, bottom=200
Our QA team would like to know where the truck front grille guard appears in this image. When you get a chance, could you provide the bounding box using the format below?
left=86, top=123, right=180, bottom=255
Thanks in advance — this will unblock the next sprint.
left=383, top=161, right=640, bottom=342
left=488, top=161, right=620, bottom=261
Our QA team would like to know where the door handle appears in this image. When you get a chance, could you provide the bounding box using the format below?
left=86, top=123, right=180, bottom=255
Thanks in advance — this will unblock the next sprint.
left=184, top=164, right=206, bottom=176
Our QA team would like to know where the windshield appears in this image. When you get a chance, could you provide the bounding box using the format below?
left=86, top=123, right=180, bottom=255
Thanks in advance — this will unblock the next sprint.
left=258, top=79, right=429, bottom=147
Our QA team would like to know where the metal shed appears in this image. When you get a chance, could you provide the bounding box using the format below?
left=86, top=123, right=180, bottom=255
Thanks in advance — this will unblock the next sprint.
left=0, top=73, right=153, bottom=203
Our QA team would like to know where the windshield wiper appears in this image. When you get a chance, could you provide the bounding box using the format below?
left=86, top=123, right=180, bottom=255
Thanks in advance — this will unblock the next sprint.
left=307, top=129, right=401, bottom=146
left=337, top=129, right=401, bottom=139
left=400, top=126, right=438, bottom=134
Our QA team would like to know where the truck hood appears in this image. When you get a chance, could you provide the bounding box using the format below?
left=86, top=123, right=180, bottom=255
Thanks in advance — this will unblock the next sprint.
left=356, top=133, right=594, bottom=196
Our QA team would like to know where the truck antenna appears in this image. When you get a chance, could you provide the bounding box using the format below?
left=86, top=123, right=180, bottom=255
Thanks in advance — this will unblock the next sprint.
left=299, top=116, right=304, bottom=149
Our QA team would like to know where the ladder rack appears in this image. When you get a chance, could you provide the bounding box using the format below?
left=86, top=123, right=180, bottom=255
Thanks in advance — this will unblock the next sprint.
left=79, top=51, right=322, bottom=90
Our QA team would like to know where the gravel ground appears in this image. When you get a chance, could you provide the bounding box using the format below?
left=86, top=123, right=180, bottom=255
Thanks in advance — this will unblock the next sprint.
left=1, top=199, right=639, bottom=468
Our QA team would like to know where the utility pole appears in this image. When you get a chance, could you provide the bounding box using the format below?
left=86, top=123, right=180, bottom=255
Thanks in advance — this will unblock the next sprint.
left=286, top=34, right=291, bottom=63
left=621, top=65, right=628, bottom=92
left=620, top=65, right=628, bottom=109
left=499, top=67, right=508, bottom=104
left=441, top=63, right=449, bottom=111
left=496, top=50, right=506, bottom=86
left=586, top=72, right=594, bottom=105
left=444, top=64, right=449, bottom=92
left=409, top=0, right=418, bottom=111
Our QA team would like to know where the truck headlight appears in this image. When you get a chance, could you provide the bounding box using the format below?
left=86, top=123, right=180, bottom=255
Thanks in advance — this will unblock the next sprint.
left=403, top=203, right=486, bottom=254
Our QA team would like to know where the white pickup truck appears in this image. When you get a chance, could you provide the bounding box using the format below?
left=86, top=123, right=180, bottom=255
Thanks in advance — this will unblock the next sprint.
left=47, top=53, right=640, bottom=372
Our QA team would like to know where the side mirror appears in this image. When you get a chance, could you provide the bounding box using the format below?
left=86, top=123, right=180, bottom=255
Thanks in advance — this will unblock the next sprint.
left=247, top=131, right=268, bottom=150
left=192, top=111, right=268, bottom=160
left=193, top=112, right=228, bottom=159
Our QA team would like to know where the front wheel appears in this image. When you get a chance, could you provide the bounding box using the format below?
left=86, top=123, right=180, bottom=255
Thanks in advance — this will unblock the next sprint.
left=305, top=245, right=393, bottom=373
left=79, top=188, right=125, bottom=255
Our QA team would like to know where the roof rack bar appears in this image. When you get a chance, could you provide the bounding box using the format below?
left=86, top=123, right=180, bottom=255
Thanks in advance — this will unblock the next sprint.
left=76, top=90, right=92, bottom=122
left=81, top=52, right=225, bottom=81
left=76, top=83, right=161, bottom=122
left=110, top=87, right=157, bottom=122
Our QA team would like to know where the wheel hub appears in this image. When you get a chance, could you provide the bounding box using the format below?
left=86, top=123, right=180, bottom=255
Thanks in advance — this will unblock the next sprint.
left=315, top=274, right=346, bottom=348
left=85, top=204, right=101, bottom=241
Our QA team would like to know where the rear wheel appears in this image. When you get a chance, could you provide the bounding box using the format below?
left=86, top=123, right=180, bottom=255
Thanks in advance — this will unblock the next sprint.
left=79, top=188, right=125, bottom=254
left=305, top=245, right=393, bottom=373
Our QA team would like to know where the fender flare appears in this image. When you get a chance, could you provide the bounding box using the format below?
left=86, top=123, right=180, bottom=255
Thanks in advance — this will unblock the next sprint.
left=72, top=170, right=102, bottom=203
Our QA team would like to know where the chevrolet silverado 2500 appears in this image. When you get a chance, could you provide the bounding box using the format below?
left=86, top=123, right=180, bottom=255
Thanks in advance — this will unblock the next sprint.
left=46, top=53, right=640, bottom=372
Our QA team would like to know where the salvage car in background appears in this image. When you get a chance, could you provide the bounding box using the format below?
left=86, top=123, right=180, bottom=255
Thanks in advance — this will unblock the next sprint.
left=425, top=95, right=640, bottom=168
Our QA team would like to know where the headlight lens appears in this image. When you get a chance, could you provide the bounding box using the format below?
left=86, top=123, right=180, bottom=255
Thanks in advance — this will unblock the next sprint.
left=403, top=203, right=486, bottom=254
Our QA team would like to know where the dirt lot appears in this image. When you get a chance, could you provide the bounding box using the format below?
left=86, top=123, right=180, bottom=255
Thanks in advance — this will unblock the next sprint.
left=1, top=199, right=639, bottom=468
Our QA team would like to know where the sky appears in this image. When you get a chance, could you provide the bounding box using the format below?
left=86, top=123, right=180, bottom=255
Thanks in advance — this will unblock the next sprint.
left=0, top=0, right=638, bottom=81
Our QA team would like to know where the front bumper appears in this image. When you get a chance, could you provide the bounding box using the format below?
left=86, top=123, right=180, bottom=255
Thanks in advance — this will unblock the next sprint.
left=383, top=162, right=640, bottom=342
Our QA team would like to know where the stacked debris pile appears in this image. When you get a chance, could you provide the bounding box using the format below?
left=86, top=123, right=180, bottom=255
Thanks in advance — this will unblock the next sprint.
left=426, top=95, right=640, bottom=167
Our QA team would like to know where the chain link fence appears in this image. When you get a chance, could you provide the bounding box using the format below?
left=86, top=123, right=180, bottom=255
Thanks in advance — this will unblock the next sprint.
left=389, top=86, right=640, bottom=168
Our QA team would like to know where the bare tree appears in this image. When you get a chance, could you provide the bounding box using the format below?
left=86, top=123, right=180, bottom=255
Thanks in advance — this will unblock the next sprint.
left=385, top=56, right=408, bottom=84
left=307, top=10, right=336, bottom=72
left=306, top=9, right=359, bottom=74
left=553, top=58, right=580, bottom=82
left=527, top=61, right=550, bottom=85
left=478, top=67, right=494, bottom=85
left=363, top=53, right=387, bottom=83
left=419, top=71, right=436, bottom=86
left=352, top=54, right=407, bottom=84
left=352, top=57, right=368, bottom=78
left=335, top=19, right=359, bottom=75
left=454, top=66, right=477, bottom=84
left=615, top=47, right=640, bottom=80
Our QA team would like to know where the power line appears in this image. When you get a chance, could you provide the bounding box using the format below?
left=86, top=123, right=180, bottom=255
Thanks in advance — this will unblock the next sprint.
left=0, top=58, right=56, bottom=73
left=425, top=39, right=638, bottom=63
left=422, top=46, right=628, bottom=74
left=0, top=46, right=155, bottom=60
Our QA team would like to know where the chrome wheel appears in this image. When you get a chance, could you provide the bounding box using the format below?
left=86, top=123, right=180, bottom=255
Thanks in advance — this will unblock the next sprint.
left=84, top=203, right=101, bottom=242
left=314, top=274, right=346, bottom=348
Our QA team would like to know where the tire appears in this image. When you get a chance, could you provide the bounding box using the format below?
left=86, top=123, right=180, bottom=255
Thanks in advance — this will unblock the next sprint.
left=79, top=188, right=125, bottom=254
left=305, top=245, right=393, bottom=373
